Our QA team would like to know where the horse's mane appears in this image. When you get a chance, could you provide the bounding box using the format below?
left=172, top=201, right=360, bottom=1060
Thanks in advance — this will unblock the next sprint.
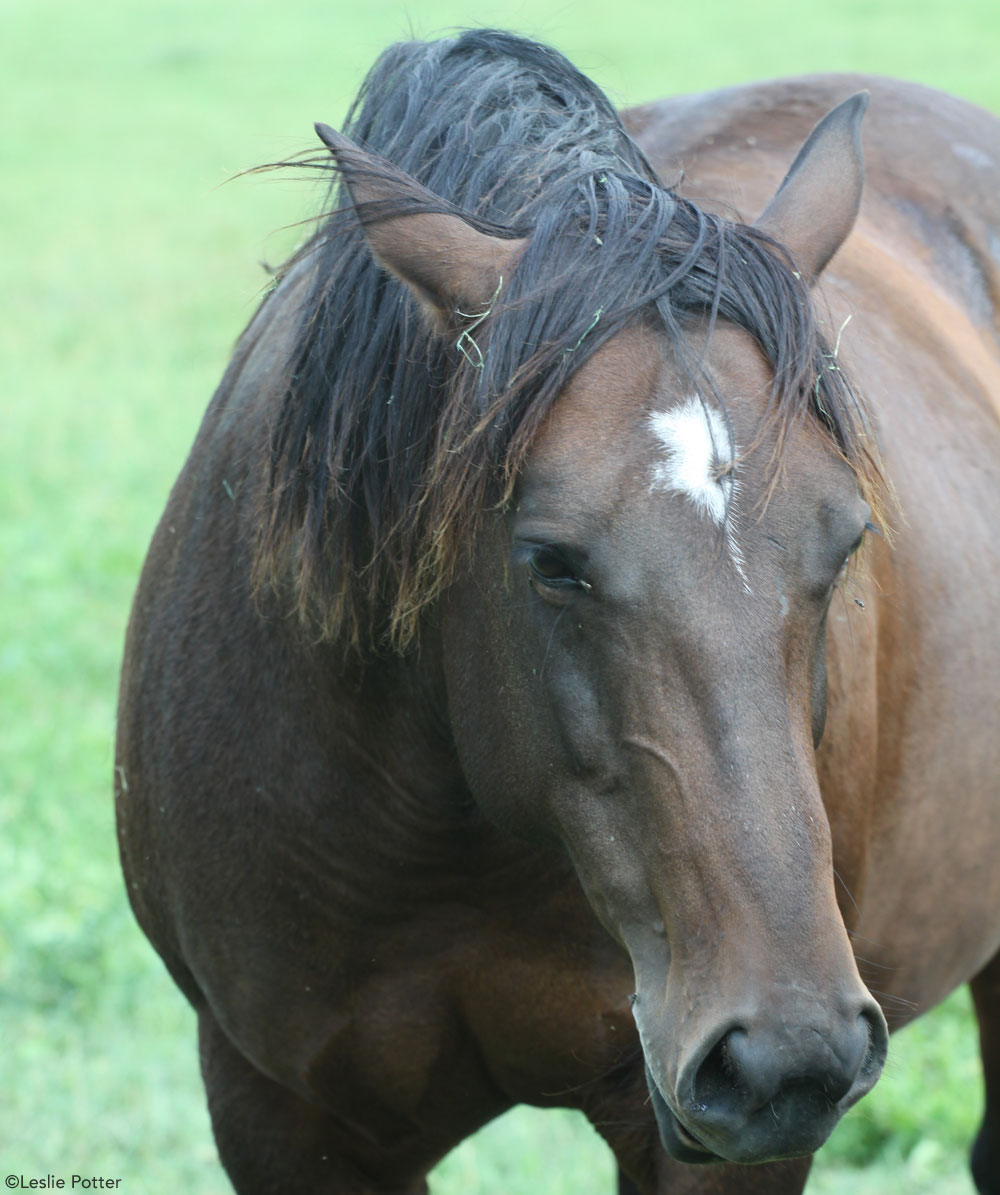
left=253, top=30, right=879, bottom=652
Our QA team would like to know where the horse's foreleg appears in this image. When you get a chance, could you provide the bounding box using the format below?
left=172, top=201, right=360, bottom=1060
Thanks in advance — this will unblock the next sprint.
left=970, top=953, right=1000, bottom=1195
left=198, top=1011, right=428, bottom=1195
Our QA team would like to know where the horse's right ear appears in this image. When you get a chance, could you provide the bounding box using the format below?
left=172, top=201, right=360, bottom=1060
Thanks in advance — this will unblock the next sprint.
left=314, top=122, right=526, bottom=325
left=754, top=92, right=868, bottom=284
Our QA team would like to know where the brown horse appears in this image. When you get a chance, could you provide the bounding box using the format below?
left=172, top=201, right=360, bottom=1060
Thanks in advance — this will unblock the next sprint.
left=115, top=31, right=1000, bottom=1195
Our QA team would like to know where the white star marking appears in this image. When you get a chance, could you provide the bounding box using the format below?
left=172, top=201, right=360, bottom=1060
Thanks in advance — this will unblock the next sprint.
left=649, top=397, right=751, bottom=592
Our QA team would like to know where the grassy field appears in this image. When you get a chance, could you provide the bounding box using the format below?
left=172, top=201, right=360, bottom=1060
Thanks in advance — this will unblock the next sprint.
left=3, top=0, right=998, bottom=1190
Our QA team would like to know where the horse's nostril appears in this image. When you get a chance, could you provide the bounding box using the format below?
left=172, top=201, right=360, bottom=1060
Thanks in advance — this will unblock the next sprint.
left=691, top=1026, right=745, bottom=1114
left=854, top=1003, right=889, bottom=1094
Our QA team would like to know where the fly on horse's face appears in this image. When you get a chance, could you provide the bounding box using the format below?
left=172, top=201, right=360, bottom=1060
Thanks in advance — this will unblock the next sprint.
left=318, top=94, right=888, bottom=1165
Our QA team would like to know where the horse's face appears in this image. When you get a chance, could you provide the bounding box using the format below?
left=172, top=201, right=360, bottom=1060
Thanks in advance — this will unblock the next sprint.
left=441, top=320, right=886, bottom=1163
left=322, top=92, right=887, bottom=1164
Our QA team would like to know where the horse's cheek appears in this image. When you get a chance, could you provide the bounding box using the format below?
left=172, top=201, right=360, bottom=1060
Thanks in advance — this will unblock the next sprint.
left=442, top=574, right=619, bottom=853
left=438, top=584, right=568, bottom=842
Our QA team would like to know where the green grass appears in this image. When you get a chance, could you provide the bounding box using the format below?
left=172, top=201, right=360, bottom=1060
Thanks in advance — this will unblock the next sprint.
left=3, top=0, right=998, bottom=1189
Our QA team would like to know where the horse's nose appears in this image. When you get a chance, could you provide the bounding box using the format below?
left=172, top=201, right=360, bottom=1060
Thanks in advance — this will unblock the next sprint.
left=674, top=999, right=887, bottom=1161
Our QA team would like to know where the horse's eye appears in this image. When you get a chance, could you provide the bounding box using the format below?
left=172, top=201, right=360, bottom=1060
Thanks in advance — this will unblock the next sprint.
left=836, top=530, right=867, bottom=583
left=845, top=530, right=866, bottom=567
left=528, top=547, right=589, bottom=591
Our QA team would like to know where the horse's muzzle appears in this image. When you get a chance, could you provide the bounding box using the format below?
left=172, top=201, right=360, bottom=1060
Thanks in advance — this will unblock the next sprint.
left=646, top=1002, right=888, bottom=1164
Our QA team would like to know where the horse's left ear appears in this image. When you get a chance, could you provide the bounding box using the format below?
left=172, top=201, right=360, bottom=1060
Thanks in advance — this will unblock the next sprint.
left=754, top=92, right=869, bottom=284
left=314, top=122, right=526, bottom=325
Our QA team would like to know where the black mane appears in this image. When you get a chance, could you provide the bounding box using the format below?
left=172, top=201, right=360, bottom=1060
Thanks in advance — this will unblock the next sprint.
left=254, top=30, right=877, bottom=651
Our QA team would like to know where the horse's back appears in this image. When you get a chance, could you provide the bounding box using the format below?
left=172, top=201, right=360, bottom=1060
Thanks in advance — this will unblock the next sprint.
left=626, top=74, right=1000, bottom=342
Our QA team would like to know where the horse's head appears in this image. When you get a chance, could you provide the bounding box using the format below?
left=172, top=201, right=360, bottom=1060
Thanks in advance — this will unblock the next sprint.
left=316, top=94, right=887, bottom=1164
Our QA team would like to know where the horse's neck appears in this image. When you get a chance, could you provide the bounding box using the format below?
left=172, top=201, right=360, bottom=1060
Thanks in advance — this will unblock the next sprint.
left=317, top=633, right=563, bottom=910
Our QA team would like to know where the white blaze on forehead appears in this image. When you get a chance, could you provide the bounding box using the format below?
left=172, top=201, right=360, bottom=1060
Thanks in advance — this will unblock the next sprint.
left=648, top=397, right=734, bottom=523
left=648, top=396, right=751, bottom=593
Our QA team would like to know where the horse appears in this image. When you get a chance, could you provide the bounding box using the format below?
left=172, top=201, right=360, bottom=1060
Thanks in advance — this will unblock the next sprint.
left=115, top=30, right=1000, bottom=1195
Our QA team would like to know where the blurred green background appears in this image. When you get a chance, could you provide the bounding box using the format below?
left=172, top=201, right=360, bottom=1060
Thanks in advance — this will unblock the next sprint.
left=3, top=0, right=997, bottom=1190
